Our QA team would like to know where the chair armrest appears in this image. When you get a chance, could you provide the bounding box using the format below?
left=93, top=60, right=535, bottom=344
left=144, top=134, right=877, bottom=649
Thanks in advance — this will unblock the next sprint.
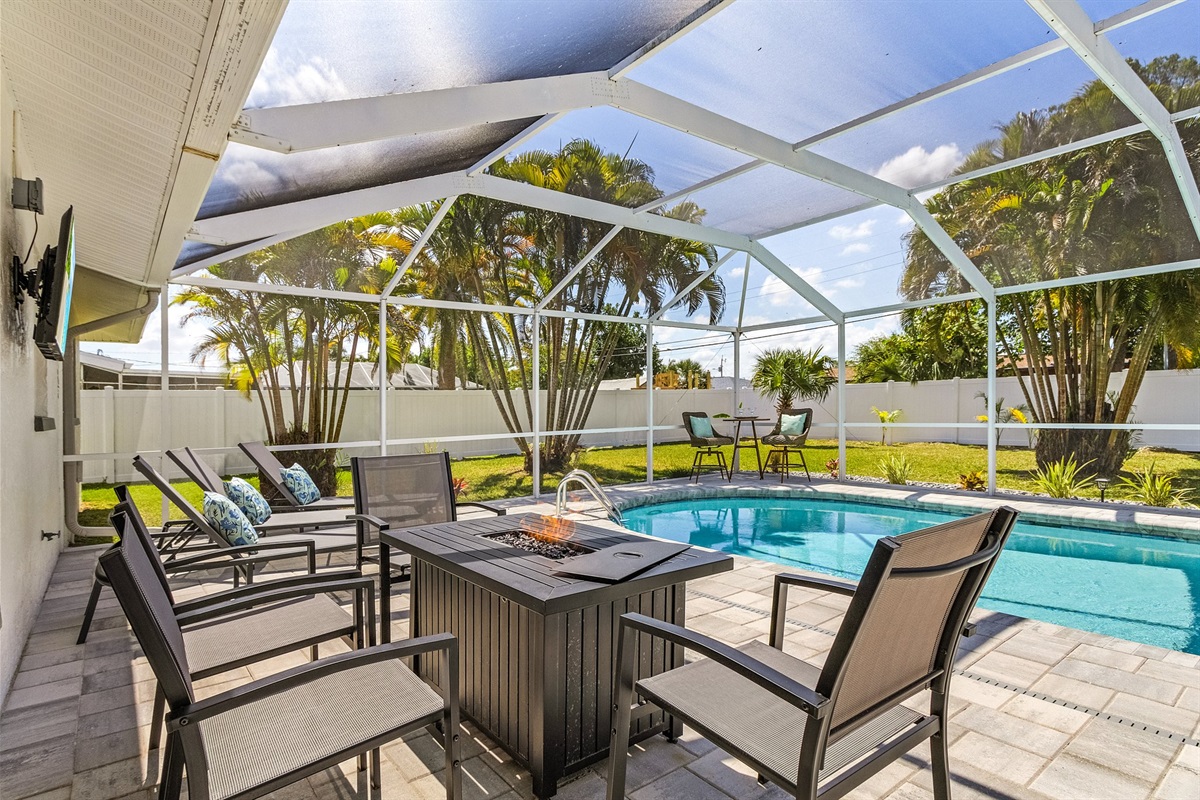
left=776, top=573, right=858, bottom=597
left=350, top=513, right=390, bottom=531
left=174, top=576, right=375, bottom=626
left=962, top=622, right=978, bottom=638
left=167, top=634, right=457, bottom=729
left=455, top=501, right=506, bottom=517
left=171, top=569, right=364, bottom=615
left=619, top=613, right=828, bottom=719
left=770, top=573, right=858, bottom=648
left=166, top=539, right=316, bottom=570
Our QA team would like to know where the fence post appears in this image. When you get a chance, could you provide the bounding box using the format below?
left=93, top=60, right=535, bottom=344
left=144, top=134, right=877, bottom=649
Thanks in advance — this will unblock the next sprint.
left=952, top=377, right=961, bottom=445
left=213, top=387, right=226, bottom=474
left=102, top=385, right=115, bottom=483
left=646, top=323, right=654, bottom=484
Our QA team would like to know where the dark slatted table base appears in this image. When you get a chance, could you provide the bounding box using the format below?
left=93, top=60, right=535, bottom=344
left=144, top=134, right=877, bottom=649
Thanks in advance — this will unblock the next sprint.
left=382, top=514, right=732, bottom=799
left=413, top=559, right=683, bottom=794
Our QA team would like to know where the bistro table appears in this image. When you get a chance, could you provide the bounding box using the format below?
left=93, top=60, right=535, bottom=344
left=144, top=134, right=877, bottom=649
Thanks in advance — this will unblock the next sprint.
left=728, top=415, right=770, bottom=478
left=379, top=513, right=733, bottom=799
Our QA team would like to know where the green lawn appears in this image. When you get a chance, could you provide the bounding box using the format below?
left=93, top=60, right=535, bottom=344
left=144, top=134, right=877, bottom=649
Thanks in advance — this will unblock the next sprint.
left=76, top=440, right=1200, bottom=539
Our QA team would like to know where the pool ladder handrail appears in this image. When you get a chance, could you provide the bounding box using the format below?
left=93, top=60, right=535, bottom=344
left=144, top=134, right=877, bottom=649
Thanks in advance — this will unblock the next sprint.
left=555, top=470, right=623, bottom=525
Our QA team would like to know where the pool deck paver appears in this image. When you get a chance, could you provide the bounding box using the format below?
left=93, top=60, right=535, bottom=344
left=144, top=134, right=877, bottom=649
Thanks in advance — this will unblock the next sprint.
left=2, top=480, right=1199, bottom=800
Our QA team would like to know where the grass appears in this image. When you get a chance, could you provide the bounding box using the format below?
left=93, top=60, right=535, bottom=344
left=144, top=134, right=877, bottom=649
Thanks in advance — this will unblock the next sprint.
left=76, top=440, right=1200, bottom=538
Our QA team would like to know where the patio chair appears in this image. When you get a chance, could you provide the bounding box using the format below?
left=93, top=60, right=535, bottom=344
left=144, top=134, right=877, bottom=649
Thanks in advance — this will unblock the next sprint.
left=349, top=452, right=506, bottom=575
left=607, top=507, right=1018, bottom=800
left=239, top=439, right=355, bottom=511
left=682, top=412, right=733, bottom=482
left=762, top=407, right=813, bottom=482
left=77, top=486, right=319, bottom=643
left=133, top=455, right=359, bottom=559
left=101, top=502, right=462, bottom=800
left=105, top=496, right=381, bottom=759
left=167, top=447, right=353, bottom=530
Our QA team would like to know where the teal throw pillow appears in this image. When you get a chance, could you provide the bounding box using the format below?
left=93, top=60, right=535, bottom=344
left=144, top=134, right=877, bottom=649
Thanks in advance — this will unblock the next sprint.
left=780, top=412, right=809, bottom=437
left=280, top=464, right=321, bottom=505
left=223, top=477, right=272, bottom=524
left=689, top=416, right=714, bottom=438
left=202, top=492, right=259, bottom=546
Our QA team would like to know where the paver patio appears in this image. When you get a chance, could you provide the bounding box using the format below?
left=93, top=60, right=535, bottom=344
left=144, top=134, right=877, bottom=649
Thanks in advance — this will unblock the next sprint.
left=3, top=484, right=1198, bottom=800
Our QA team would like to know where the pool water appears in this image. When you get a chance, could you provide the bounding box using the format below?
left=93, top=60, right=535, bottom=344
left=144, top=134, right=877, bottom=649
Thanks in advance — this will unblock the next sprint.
left=622, top=498, right=1200, bottom=655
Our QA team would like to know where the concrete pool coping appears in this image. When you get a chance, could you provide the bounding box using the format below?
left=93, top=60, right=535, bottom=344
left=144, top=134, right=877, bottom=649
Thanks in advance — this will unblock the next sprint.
left=593, top=476, right=1200, bottom=542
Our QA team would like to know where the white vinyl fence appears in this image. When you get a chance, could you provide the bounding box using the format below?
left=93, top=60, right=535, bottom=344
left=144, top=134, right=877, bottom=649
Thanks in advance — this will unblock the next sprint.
left=77, top=371, right=1198, bottom=483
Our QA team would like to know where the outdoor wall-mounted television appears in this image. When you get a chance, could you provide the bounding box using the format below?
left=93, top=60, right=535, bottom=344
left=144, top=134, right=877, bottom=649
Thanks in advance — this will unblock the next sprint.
left=32, top=206, right=76, bottom=361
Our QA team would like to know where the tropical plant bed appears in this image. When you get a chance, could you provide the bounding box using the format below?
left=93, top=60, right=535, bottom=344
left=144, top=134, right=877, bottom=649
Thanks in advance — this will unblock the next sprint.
left=75, top=440, right=1199, bottom=539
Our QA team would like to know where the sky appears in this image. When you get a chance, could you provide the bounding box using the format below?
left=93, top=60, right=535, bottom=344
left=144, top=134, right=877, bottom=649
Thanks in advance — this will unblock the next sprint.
left=83, top=0, right=1199, bottom=378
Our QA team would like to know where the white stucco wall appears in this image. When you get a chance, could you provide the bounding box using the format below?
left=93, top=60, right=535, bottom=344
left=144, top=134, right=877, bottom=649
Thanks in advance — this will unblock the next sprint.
left=1, top=71, right=67, bottom=705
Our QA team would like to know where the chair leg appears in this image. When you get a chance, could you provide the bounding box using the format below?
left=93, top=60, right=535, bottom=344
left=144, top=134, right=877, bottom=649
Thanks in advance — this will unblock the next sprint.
left=149, top=684, right=165, bottom=751
left=717, top=451, right=728, bottom=480
left=798, top=449, right=811, bottom=481
left=606, top=625, right=637, bottom=800
left=159, top=733, right=185, bottom=800
left=930, top=696, right=952, bottom=800
left=76, top=579, right=104, bottom=644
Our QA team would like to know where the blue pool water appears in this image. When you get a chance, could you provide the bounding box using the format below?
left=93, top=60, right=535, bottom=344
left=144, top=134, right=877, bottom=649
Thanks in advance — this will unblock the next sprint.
left=622, top=498, right=1200, bottom=655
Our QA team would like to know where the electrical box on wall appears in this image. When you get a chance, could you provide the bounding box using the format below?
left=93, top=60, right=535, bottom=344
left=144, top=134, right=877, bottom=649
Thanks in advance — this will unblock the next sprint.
left=33, top=416, right=55, bottom=432
left=12, top=177, right=44, bottom=214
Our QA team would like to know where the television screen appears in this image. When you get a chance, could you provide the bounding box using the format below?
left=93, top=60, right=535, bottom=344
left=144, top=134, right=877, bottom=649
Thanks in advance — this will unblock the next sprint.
left=32, top=206, right=75, bottom=361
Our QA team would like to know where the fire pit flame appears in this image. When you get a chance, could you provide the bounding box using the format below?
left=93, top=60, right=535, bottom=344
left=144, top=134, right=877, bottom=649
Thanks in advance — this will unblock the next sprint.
left=536, top=515, right=577, bottom=544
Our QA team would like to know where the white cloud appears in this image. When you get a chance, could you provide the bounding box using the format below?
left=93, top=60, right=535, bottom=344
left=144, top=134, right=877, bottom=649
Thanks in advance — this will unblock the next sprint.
left=895, top=211, right=912, bottom=226
left=874, top=144, right=964, bottom=188
left=246, top=49, right=349, bottom=108
left=839, top=243, right=871, bottom=256
left=728, top=266, right=745, bottom=278
left=833, top=277, right=865, bottom=290
left=760, top=267, right=821, bottom=307
left=829, top=220, right=876, bottom=241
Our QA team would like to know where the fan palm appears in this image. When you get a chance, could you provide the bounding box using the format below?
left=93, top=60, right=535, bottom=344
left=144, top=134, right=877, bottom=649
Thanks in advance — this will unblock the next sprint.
left=751, top=347, right=836, bottom=414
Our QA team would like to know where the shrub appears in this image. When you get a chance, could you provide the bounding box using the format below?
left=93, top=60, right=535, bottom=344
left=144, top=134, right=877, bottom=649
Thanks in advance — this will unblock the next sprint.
left=879, top=454, right=913, bottom=486
left=1032, top=456, right=1093, bottom=499
left=1118, top=463, right=1195, bottom=508
left=825, top=458, right=839, bottom=479
left=957, top=470, right=986, bottom=492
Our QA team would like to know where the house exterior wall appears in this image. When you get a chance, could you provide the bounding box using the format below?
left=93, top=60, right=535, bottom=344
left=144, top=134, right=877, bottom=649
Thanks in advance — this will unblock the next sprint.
left=0, top=72, right=67, bottom=705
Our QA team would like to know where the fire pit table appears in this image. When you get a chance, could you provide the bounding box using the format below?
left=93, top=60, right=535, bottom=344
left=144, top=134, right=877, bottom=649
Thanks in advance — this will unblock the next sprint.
left=378, top=513, right=732, bottom=798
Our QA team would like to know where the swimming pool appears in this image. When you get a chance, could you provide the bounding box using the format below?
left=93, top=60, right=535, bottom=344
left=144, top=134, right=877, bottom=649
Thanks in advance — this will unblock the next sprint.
left=622, top=497, right=1200, bottom=655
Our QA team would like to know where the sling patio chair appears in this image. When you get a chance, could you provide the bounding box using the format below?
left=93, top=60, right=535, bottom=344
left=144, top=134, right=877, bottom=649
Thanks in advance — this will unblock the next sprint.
left=682, top=411, right=734, bottom=482
left=239, top=439, right=356, bottom=511
left=607, top=507, right=1018, bottom=800
left=101, top=501, right=461, bottom=800
left=77, top=486, right=320, bottom=643
left=762, top=407, right=814, bottom=482
left=167, top=447, right=354, bottom=530
left=349, top=452, right=506, bottom=576
left=105, top=497, right=380, bottom=760
left=133, top=455, right=359, bottom=560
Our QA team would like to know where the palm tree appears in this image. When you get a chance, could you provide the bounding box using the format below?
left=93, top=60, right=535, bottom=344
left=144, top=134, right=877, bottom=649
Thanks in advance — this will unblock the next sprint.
left=902, top=56, right=1200, bottom=474
left=751, top=347, right=836, bottom=414
left=177, top=217, right=412, bottom=493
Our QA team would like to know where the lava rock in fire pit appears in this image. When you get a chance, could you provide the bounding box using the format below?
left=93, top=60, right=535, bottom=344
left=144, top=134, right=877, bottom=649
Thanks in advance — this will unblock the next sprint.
left=486, top=531, right=587, bottom=561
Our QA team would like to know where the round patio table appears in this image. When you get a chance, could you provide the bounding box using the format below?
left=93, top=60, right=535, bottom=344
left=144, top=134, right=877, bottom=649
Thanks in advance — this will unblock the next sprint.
left=728, top=416, right=770, bottom=478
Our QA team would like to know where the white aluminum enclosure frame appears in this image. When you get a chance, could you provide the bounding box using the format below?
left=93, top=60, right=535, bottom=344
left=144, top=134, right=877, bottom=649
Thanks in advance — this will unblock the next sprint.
left=133, top=0, right=1199, bottom=499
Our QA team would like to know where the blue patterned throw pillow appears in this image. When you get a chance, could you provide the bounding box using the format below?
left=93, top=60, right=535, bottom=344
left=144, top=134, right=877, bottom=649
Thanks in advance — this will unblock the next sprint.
left=280, top=463, right=321, bottom=505
left=202, top=492, right=259, bottom=546
left=223, top=477, right=272, bottom=524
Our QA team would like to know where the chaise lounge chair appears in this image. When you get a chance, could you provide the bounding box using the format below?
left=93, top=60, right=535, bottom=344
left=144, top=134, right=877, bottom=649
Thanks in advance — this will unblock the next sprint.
left=101, top=500, right=461, bottom=800
left=77, top=486, right=319, bottom=644
left=133, top=455, right=359, bottom=558
left=167, top=447, right=353, bottom=530
left=239, top=440, right=356, bottom=511
left=607, top=507, right=1018, bottom=800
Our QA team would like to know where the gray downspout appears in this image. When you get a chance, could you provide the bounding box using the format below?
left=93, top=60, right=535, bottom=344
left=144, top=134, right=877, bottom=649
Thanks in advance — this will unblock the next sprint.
left=63, top=289, right=160, bottom=541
